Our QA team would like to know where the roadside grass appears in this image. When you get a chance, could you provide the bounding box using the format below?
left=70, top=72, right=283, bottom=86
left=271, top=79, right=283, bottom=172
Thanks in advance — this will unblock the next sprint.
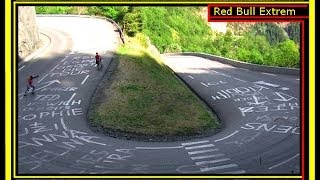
left=88, top=38, right=220, bottom=137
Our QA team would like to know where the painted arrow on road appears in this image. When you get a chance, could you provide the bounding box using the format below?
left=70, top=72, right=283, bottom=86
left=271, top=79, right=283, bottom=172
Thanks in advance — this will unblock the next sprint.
left=18, top=79, right=61, bottom=96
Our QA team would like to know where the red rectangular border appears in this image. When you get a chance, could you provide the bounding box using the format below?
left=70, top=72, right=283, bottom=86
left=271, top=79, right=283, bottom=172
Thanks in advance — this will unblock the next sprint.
left=208, top=4, right=309, bottom=21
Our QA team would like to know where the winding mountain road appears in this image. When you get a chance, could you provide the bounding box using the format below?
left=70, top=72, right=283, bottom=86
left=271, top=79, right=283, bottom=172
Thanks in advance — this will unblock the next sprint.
left=17, top=16, right=301, bottom=175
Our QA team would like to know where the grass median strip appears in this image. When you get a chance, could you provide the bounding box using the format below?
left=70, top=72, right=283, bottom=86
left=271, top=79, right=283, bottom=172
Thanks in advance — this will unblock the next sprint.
left=88, top=39, right=220, bottom=138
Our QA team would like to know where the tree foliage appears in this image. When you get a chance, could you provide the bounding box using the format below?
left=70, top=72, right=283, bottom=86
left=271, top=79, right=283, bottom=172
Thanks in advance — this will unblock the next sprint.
left=286, top=22, right=300, bottom=44
left=251, top=23, right=288, bottom=45
left=35, top=6, right=74, bottom=14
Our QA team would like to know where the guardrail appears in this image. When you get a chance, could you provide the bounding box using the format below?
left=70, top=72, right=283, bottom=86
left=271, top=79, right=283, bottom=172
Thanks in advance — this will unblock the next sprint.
left=36, top=14, right=125, bottom=44
left=164, top=52, right=300, bottom=76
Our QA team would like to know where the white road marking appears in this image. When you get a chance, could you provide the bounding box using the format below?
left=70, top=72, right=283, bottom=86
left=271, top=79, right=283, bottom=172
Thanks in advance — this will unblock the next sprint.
left=200, top=164, right=238, bottom=172
left=233, top=77, right=247, bottom=83
left=262, top=72, right=276, bottom=76
left=220, top=73, right=232, bottom=78
left=280, top=87, right=290, bottom=90
left=188, top=75, right=194, bottom=79
left=296, top=78, right=300, bottom=81
left=253, top=81, right=280, bottom=87
left=200, top=82, right=209, bottom=87
left=37, top=80, right=61, bottom=91
left=18, top=65, right=25, bottom=71
left=268, top=153, right=300, bottom=170
left=188, top=148, right=219, bottom=155
left=181, top=140, right=209, bottom=146
left=220, top=169, right=246, bottom=174
left=239, top=68, right=249, bottom=71
left=214, top=131, right=239, bottom=142
left=37, top=74, right=48, bottom=83
left=195, top=158, right=230, bottom=166
left=81, top=75, right=90, bottom=84
left=61, top=55, right=69, bottom=62
left=65, top=93, right=76, bottom=106
left=135, top=146, right=183, bottom=150
left=50, top=64, right=60, bottom=72
left=185, top=144, right=215, bottom=150
left=191, top=154, right=224, bottom=160
left=60, top=117, right=69, bottom=131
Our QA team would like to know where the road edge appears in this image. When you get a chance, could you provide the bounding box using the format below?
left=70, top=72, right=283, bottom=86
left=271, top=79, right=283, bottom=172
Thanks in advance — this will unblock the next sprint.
left=163, top=52, right=300, bottom=76
left=18, top=31, right=51, bottom=66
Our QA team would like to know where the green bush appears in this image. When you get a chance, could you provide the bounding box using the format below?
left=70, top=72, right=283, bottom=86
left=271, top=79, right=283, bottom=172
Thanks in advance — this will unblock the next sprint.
left=35, top=6, right=74, bottom=14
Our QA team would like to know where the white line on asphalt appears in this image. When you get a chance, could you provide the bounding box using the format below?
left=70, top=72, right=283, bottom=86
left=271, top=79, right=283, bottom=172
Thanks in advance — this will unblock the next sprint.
left=50, top=64, right=60, bottom=72
left=37, top=74, right=48, bottom=83
left=280, top=87, right=290, bottom=91
left=191, top=154, right=224, bottom=160
left=18, top=65, right=25, bottom=71
left=268, top=153, right=300, bottom=170
left=220, top=73, right=232, bottom=78
left=200, top=82, right=209, bottom=87
left=61, top=55, right=69, bottom=62
left=81, top=75, right=90, bottom=84
left=220, top=170, right=246, bottom=174
left=188, top=75, right=194, bottom=79
left=262, top=72, right=276, bottom=76
left=60, top=117, right=69, bottom=131
left=195, top=158, right=230, bottom=166
left=253, top=81, right=280, bottom=87
left=65, top=93, right=76, bottom=106
left=181, top=140, right=209, bottom=146
left=233, top=78, right=247, bottom=83
left=185, top=144, right=215, bottom=150
left=135, top=146, right=183, bottom=150
left=200, top=164, right=238, bottom=172
left=296, top=78, right=300, bottom=81
left=188, top=148, right=219, bottom=155
left=214, top=131, right=239, bottom=142
left=239, top=68, right=249, bottom=71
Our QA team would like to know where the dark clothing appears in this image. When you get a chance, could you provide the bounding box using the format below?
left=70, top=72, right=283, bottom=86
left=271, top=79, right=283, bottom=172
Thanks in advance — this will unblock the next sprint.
left=95, top=54, right=102, bottom=64
left=24, top=75, right=38, bottom=95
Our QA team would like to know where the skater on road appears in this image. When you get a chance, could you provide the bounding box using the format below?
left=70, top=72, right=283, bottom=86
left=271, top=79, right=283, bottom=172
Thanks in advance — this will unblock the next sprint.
left=24, top=75, right=39, bottom=96
left=95, top=52, right=103, bottom=70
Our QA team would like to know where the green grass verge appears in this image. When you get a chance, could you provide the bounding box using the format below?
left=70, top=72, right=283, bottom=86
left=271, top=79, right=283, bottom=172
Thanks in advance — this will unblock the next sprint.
left=88, top=37, right=220, bottom=137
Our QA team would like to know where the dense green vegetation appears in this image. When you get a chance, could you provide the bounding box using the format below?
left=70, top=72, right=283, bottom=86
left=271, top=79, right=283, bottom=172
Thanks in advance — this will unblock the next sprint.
left=36, top=6, right=300, bottom=68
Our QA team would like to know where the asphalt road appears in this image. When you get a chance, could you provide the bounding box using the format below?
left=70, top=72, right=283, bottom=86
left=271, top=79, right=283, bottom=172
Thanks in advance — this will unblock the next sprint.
left=17, top=16, right=301, bottom=175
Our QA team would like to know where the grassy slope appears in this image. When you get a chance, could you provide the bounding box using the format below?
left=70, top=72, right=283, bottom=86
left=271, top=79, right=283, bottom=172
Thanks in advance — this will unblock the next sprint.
left=88, top=37, right=220, bottom=136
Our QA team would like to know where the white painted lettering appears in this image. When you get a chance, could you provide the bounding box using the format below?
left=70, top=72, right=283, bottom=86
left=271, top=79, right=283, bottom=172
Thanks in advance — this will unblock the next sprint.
left=256, top=124, right=276, bottom=132
left=273, top=125, right=292, bottom=133
left=241, top=123, right=260, bottom=130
